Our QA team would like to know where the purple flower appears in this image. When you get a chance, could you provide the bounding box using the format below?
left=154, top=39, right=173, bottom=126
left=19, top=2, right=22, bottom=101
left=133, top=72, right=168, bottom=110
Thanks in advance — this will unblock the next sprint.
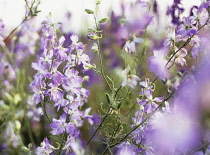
left=54, top=99, right=69, bottom=111
left=50, top=113, right=73, bottom=135
left=116, top=142, right=137, bottom=155
left=139, top=78, right=154, bottom=92
left=124, top=1, right=153, bottom=34
left=53, top=36, right=68, bottom=61
left=148, top=49, right=169, bottom=80
left=46, top=83, right=63, bottom=102
left=31, top=61, right=51, bottom=78
left=138, top=89, right=163, bottom=113
left=149, top=108, right=199, bottom=154
left=64, top=103, right=84, bottom=127
left=69, top=34, right=84, bottom=52
left=177, top=17, right=197, bottom=38
left=83, top=107, right=93, bottom=125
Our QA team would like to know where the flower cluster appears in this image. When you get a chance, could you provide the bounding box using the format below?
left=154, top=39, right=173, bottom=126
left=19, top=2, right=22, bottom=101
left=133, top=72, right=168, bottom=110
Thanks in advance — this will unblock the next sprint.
left=2, top=0, right=210, bottom=155
left=30, top=14, right=93, bottom=154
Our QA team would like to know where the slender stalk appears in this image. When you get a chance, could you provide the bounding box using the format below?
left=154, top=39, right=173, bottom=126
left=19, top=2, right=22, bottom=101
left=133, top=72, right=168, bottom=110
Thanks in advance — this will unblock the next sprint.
left=84, top=113, right=109, bottom=148
left=102, top=101, right=137, bottom=154
left=93, top=13, right=112, bottom=90
left=41, top=96, right=52, bottom=123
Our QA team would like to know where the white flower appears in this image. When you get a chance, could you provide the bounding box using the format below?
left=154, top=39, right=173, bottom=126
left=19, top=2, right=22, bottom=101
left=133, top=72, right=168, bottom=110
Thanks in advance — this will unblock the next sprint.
left=122, top=66, right=140, bottom=89
left=123, top=36, right=143, bottom=53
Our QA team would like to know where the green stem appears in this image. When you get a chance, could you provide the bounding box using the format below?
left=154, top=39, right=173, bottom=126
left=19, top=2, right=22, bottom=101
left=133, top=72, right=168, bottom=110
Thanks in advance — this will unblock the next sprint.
left=84, top=113, right=109, bottom=148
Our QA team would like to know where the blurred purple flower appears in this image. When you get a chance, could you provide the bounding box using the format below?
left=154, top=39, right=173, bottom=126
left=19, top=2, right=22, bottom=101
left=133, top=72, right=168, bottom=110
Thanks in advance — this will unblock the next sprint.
left=123, top=36, right=143, bottom=53
left=148, top=49, right=169, bottom=80
left=116, top=142, right=137, bottom=155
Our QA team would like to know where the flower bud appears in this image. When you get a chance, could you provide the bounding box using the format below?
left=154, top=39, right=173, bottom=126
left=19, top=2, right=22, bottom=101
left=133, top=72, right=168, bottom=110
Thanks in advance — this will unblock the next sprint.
left=15, top=120, right=21, bottom=130
left=91, top=43, right=99, bottom=53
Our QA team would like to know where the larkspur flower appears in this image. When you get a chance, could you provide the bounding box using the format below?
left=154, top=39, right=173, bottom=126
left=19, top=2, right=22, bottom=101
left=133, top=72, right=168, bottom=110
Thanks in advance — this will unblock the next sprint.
left=169, top=47, right=188, bottom=66
left=50, top=113, right=73, bottom=135
left=138, top=89, right=163, bottom=113
left=122, top=66, right=140, bottom=89
left=163, top=27, right=176, bottom=47
left=190, top=7, right=209, bottom=25
left=46, top=83, right=63, bottom=102
left=177, top=17, right=197, bottom=38
left=36, top=138, right=55, bottom=155
left=53, top=36, right=68, bottom=61
left=123, top=35, right=143, bottom=53
left=69, top=34, right=84, bottom=52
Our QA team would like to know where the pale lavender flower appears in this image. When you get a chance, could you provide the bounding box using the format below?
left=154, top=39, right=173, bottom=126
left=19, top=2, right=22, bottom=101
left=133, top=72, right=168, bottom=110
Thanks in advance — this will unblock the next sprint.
left=47, top=83, right=63, bottom=102
left=27, top=98, right=43, bottom=122
left=190, top=7, right=209, bottom=25
left=54, top=99, right=69, bottom=111
left=69, top=34, right=84, bottom=52
left=169, top=47, right=188, bottom=66
left=50, top=113, right=73, bottom=135
left=139, top=78, right=154, bottom=92
left=123, top=36, right=143, bottom=53
left=138, top=89, right=163, bottom=113
left=83, top=107, right=93, bottom=125
left=163, top=26, right=176, bottom=47
left=177, top=17, right=197, bottom=38
left=149, top=108, right=199, bottom=154
left=31, top=61, right=51, bottom=78
left=53, top=36, right=68, bottom=61
left=64, top=102, right=84, bottom=127
left=3, top=122, right=21, bottom=148
left=116, top=142, right=137, bottom=155
left=30, top=89, right=44, bottom=105
left=124, top=1, right=153, bottom=34
left=75, top=49, right=91, bottom=68
left=36, top=137, right=55, bottom=155
left=148, top=49, right=169, bottom=80
left=122, top=66, right=140, bottom=89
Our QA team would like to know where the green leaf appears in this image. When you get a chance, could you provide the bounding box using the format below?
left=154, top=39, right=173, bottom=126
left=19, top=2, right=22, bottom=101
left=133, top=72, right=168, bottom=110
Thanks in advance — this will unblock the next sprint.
left=105, top=93, right=111, bottom=105
left=85, top=9, right=94, bottom=14
left=99, top=17, right=109, bottom=23
left=88, top=28, right=98, bottom=33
